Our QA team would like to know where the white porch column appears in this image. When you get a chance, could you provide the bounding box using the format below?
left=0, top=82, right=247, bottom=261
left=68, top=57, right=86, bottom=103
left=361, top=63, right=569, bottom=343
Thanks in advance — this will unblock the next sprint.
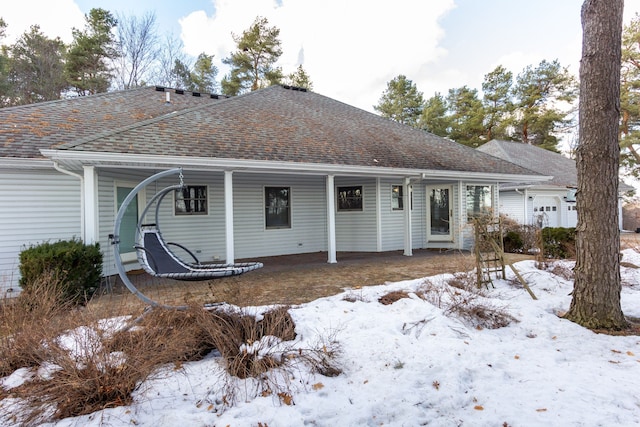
left=83, top=165, right=98, bottom=244
left=376, top=177, right=382, bottom=252
left=224, top=170, right=235, bottom=264
left=326, top=175, right=337, bottom=263
left=403, top=177, right=412, bottom=256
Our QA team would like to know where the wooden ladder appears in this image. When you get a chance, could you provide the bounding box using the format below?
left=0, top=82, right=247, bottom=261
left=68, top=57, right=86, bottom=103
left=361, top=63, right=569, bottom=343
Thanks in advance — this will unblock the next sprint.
left=474, top=217, right=506, bottom=288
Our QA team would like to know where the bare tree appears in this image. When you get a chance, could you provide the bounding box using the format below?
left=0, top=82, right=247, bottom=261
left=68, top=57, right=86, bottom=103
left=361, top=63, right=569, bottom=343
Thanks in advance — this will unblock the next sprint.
left=112, top=11, right=159, bottom=89
left=153, top=33, right=190, bottom=88
left=565, top=0, right=628, bottom=330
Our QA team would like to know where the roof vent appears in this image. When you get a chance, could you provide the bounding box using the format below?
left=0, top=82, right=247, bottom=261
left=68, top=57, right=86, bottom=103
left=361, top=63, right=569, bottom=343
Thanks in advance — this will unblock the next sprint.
left=175, top=89, right=184, bottom=95
left=192, top=92, right=201, bottom=97
left=155, top=86, right=166, bottom=92
left=281, top=84, right=307, bottom=92
left=211, top=94, right=219, bottom=99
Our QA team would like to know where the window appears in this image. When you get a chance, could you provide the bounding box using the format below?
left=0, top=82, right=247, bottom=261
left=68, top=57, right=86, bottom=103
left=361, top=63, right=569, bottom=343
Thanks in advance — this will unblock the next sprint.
left=337, top=186, right=363, bottom=211
left=466, top=185, right=492, bottom=222
left=391, top=185, right=403, bottom=210
left=265, top=187, right=290, bottom=228
left=175, top=185, right=207, bottom=215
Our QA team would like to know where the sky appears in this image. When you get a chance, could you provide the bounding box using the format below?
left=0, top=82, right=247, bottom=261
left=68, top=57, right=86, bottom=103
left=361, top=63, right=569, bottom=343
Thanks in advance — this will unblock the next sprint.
left=2, top=0, right=640, bottom=112
left=3, top=251, right=640, bottom=425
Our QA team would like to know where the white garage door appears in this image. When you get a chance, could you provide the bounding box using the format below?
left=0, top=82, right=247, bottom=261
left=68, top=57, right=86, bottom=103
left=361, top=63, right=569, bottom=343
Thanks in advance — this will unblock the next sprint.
left=533, top=197, right=560, bottom=227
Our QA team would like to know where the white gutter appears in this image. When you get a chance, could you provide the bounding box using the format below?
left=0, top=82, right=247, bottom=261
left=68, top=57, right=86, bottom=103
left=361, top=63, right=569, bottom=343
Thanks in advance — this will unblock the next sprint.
left=0, top=158, right=54, bottom=169
left=41, top=149, right=550, bottom=183
left=52, top=162, right=85, bottom=242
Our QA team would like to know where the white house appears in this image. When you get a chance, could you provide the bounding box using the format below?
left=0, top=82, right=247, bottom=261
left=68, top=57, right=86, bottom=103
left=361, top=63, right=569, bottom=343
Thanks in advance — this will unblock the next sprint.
left=477, top=139, right=631, bottom=229
left=0, top=86, right=545, bottom=293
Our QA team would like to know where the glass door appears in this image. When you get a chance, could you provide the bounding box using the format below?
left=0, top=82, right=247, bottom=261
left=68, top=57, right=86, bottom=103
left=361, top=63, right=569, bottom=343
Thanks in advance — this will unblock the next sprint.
left=427, top=185, right=453, bottom=242
left=116, top=185, right=139, bottom=261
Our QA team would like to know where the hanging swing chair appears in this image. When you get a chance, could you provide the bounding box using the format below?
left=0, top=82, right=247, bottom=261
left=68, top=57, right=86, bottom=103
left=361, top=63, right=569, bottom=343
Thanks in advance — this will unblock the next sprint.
left=112, top=168, right=263, bottom=308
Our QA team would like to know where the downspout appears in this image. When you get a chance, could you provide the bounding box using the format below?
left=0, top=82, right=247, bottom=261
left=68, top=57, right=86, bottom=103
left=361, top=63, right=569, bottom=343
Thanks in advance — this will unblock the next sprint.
left=53, top=162, right=85, bottom=242
left=515, top=188, right=526, bottom=224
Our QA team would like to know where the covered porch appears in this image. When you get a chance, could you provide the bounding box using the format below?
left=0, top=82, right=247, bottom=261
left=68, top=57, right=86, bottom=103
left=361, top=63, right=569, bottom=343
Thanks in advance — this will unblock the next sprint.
left=91, top=249, right=534, bottom=314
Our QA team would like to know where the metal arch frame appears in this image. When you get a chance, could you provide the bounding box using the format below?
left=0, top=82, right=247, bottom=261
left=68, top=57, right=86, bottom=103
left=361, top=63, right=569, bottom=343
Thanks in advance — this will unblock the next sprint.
left=112, top=168, right=187, bottom=309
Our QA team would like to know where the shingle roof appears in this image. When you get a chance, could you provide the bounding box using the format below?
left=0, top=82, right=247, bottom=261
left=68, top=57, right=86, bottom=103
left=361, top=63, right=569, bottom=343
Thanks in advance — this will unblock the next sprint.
left=53, top=85, right=540, bottom=176
left=0, top=86, right=224, bottom=159
left=477, top=139, right=576, bottom=187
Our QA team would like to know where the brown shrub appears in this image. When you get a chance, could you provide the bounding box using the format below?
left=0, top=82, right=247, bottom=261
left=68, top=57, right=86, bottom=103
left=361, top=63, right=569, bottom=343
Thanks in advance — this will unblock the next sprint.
left=0, top=272, right=76, bottom=377
left=417, top=277, right=516, bottom=329
left=378, top=291, right=410, bottom=305
left=2, top=305, right=217, bottom=426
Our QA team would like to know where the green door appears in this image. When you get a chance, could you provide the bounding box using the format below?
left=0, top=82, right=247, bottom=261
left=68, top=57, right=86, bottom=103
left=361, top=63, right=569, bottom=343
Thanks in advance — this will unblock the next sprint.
left=117, top=186, right=138, bottom=254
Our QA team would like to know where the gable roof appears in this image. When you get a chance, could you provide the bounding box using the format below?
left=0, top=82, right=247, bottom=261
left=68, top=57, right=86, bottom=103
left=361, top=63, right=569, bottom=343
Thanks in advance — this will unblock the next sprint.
left=41, top=85, right=542, bottom=179
left=477, top=139, right=576, bottom=187
left=0, top=86, right=225, bottom=160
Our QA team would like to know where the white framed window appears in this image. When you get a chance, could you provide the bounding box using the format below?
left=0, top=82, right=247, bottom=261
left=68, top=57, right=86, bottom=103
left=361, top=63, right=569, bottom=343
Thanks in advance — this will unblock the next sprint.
left=337, top=186, right=363, bottom=211
left=175, top=185, right=208, bottom=215
left=466, top=185, right=492, bottom=222
left=265, top=186, right=291, bottom=229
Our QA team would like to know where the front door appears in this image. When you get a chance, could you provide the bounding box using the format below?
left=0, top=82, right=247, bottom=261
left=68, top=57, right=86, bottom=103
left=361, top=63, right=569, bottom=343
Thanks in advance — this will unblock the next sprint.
left=427, top=185, right=453, bottom=242
left=116, top=185, right=140, bottom=261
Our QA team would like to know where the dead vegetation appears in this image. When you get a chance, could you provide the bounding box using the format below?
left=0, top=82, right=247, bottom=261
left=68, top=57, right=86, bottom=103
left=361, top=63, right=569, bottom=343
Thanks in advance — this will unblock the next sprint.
left=0, top=274, right=341, bottom=426
left=416, top=270, right=517, bottom=330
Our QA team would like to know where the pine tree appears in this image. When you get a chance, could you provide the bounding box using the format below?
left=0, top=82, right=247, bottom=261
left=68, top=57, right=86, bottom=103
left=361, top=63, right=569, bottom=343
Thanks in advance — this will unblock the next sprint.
left=565, top=0, right=628, bottom=331
left=374, top=74, right=424, bottom=127
left=445, top=86, right=485, bottom=147
left=221, top=16, right=283, bottom=96
left=619, top=13, right=640, bottom=177
left=7, top=25, right=67, bottom=105
left=285, top=64, right=313, bottom=90
left=511, top=59, right=577, bottom=151
left=173, top=53, right=219, bottom=93
left=419, top=93, right=450, bottom=137
left=0, top=18, right=11, bottom=106
left=65, top=8, right=117, bottom=96
left=482, top=65, right=514, bottom=141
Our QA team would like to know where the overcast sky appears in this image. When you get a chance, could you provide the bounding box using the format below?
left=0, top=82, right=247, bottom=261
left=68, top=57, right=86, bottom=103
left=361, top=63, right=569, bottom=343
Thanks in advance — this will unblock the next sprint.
left=2, top=0, right=640, bottom=112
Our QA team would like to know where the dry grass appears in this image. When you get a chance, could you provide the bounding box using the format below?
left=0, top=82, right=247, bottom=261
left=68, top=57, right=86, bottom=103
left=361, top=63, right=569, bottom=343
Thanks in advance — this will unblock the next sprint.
left=0, top=276, right=341, bottom=425
left=416, top=270, right=516, bottom=330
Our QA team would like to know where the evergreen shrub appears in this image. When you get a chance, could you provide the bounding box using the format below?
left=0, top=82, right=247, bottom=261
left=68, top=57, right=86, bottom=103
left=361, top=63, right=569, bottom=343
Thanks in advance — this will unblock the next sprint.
left=18, top=239, right=102, bottom=305
left=541, top=227, right=576, bottom=259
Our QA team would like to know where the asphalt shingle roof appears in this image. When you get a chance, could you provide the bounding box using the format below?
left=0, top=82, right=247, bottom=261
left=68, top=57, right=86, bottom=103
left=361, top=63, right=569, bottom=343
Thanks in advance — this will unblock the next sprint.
left=0, top=85, right=545, bottom=177
left=0, top=86, right=223, bottom=159
left=52, top=85, right=540, bottom=176
left=477, top=139, right=576, bottom=187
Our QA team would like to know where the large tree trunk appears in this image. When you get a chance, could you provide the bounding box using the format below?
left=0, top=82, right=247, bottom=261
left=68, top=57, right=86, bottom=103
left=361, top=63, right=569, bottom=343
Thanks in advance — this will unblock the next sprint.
left=565, top=0, right=628, bottom=330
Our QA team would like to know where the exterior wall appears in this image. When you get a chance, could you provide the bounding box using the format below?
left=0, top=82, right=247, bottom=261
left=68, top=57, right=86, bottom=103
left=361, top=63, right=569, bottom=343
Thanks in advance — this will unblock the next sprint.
left=497, top=188, right=580, bottom=228
left=335, top=177, right=378, bottom=252
left=232, top=173, right=328, bottom=258
left=499, top=191, right=526, bottom=224
left=0, top=167, right=81, bottom=293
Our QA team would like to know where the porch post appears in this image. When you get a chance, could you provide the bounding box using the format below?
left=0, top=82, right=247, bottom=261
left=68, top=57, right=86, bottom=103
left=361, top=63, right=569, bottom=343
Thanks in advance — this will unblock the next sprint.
left=403, top=177, right=412, bottom=256
left=326, top=174, right=337, bottom=263
left=376, top=177, right=382, bottom=251
left=83, top=165, right=98, bottom=244
left=224, top=170, right=235, bottom=264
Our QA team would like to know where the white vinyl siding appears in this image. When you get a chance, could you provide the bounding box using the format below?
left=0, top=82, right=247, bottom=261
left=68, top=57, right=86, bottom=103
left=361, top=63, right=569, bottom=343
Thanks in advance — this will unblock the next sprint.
left=335, top=177, right=377, bottom=251
left=0, top=168, right=81, bottom=292
left=233, top=173, right=327, bottom=258
left=499, top=191, right=525, bottom=224
left=379, top=179, right=405, bottom=250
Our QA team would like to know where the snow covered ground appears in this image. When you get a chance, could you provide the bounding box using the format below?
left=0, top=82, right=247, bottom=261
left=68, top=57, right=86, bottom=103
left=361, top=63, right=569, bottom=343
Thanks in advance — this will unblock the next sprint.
left=4, top=250, right=640, bottom=427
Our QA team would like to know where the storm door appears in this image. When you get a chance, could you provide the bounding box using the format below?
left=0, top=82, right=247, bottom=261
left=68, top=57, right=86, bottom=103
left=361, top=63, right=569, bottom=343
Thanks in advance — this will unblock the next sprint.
left=427, top=185, right=453, bottom=242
